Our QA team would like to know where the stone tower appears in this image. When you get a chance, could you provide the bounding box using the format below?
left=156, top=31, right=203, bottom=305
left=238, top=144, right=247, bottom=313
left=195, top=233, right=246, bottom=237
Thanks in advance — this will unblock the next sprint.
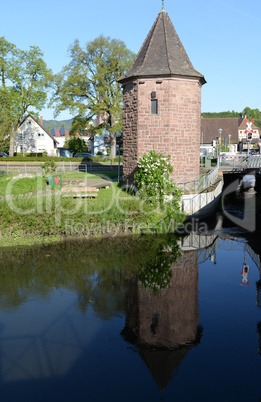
left=118, top=6, right=206, bottom=184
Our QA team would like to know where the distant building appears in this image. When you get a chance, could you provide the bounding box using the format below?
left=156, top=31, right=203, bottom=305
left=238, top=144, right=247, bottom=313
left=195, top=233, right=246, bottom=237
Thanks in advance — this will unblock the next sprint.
left=15, top=115, right=58, bottom=156
left=201, top=117, right=260, bottom=153
left=238, top=119, right=260, bottom=143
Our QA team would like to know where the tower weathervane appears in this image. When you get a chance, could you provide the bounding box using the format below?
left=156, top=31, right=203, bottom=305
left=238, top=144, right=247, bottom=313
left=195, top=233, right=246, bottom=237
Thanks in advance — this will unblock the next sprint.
left=161, top=0, right=166, bottom=12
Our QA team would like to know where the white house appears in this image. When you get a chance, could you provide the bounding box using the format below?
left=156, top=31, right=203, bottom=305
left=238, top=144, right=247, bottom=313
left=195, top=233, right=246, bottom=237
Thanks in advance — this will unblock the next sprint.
left=15, top=115, right=58, bottom=156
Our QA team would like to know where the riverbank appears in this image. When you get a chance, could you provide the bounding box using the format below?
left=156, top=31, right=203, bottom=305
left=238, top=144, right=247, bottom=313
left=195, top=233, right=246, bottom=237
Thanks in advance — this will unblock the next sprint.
left=0, top=173, right=186, bottom=248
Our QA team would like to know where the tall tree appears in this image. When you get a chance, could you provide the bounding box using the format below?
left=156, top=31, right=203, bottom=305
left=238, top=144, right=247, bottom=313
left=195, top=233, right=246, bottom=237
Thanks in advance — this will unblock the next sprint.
left=0, top=37, right=52, bottom=156
left=64, top=136, right=86, bottom=156
left=50, top=35, right=135, bottom=158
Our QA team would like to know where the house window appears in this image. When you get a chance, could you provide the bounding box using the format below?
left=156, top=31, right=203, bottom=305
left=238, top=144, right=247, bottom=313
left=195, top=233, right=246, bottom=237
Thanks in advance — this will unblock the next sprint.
left=151, top=99, right=158, bottom=115
left=38, top=133, right=44, bottom=138
left=19, top=133, right=25, bottom=140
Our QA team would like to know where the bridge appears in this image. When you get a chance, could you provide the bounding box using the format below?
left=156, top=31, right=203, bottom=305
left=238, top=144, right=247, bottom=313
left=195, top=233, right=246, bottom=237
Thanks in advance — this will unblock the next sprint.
left=218, top=154, right=261, bottom=172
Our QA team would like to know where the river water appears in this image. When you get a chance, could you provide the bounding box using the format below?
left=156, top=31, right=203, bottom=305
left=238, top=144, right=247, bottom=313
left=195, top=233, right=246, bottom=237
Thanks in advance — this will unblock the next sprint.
left=0, top=212, right=261, bottom=401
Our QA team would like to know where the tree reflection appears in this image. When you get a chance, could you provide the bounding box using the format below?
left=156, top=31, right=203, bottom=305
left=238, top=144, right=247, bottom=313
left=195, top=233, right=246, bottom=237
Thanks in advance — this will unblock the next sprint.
left=0, top=235, right=182, bottom=316
left=138, top=242, right=181, bottom=294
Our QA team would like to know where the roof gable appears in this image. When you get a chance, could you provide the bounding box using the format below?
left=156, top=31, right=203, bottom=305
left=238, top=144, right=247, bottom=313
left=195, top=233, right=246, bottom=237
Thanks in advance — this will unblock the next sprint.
left=19, top=114, right=58, bottom=144
left=119, top=10, right=205, bottom=83
left=238, top=119, right=259, bottom=131
left=201, top=118, right=244, bottom=143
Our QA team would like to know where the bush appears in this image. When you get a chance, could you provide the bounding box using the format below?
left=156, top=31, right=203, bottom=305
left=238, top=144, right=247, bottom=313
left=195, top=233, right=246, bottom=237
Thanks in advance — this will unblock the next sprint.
left=134, top=150, right=182, bottom=210
left=42, top=160, right=56, bottom=180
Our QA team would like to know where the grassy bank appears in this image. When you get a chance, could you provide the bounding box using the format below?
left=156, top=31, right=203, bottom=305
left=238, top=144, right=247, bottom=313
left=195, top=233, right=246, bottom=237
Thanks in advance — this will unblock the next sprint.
left=0, top=173, right=185, bottom=247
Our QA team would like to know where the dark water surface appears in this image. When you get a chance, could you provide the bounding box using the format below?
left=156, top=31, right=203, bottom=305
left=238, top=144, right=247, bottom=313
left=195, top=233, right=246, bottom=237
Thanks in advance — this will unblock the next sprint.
left=1, top=224, right=261, bottom=401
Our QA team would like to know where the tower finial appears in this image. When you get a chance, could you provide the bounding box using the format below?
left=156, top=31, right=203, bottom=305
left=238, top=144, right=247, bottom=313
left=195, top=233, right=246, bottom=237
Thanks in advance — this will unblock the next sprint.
left=161, top=0, right=166, bottom=12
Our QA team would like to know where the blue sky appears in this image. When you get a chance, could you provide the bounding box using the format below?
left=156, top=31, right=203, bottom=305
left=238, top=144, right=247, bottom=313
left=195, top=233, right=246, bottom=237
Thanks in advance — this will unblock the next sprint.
left=1, top=0, right=261, bottom=120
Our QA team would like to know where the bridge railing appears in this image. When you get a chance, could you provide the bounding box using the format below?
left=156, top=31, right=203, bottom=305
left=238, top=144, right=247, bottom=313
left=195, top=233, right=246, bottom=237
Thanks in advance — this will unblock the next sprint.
left=218, top=154, right=248, bottom=169
left=247, top=155, right=261, bottom=168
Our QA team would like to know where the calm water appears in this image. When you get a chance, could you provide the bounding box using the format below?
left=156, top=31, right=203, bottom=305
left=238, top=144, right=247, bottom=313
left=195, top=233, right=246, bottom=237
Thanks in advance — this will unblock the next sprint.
left=1, top=221, right=261, bottom=401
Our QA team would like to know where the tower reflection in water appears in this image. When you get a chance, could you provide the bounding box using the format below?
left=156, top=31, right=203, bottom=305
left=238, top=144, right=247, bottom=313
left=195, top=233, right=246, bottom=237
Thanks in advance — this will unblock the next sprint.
left=121, top=249, right=203, bottom=391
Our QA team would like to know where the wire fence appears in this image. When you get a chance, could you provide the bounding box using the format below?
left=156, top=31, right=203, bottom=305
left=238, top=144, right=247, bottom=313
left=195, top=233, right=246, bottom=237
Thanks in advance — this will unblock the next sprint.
left=0, top=161, right=123, bottom=176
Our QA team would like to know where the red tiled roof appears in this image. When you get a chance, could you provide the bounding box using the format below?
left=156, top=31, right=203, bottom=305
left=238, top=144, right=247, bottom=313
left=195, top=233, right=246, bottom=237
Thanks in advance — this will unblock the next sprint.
left=54, top=129, right=82, bottom=137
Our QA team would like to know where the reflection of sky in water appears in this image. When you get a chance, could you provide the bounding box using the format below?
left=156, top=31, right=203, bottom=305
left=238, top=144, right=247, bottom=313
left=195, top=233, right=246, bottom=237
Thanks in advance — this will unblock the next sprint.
left=0, top=290, right=103, bottom=382
left=0, top=234, right=261, bottom=401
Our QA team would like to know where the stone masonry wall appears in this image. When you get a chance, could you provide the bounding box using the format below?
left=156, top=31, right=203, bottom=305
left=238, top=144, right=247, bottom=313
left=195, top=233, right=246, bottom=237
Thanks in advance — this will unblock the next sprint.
left=122, top=76, right=202, bottom=184
left=122, top=81, right=138, bottom=183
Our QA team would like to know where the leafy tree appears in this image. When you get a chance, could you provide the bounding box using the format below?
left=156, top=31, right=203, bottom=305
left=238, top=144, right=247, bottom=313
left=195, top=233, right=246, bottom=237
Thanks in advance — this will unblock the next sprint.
left=201, top=111, right=241, bottom=118
left=50, top=35, right=135, bottom=158
left=64, top=136, right=86, bottom=155
left=0, top=37, right=52, bottom=156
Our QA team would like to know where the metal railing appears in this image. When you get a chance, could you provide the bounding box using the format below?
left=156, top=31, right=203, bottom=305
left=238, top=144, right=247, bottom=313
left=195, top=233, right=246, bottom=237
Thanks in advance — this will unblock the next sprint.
left=174, top=165, right=219, bottom=193
left=218, top=155, right=248, bottom=170
left=0, top=161, right=123, bottom=176
left=247, top=155, right=261, bottom=168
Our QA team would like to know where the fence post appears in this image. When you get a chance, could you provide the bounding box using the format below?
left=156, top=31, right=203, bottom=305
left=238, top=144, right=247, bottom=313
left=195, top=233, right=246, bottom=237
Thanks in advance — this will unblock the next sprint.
left=183, top=176, right=185, bottom=192
left=195, top=177, right=197, bottom=192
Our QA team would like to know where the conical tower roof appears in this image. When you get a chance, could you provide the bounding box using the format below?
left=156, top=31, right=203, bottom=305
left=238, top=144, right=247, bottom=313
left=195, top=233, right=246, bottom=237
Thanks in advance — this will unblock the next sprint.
left=119, top=9, right=206, bottom=84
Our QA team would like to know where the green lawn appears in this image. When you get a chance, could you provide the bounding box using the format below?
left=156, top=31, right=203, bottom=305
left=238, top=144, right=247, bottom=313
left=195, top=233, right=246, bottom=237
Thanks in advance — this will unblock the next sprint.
left=0, top=173, right=185, bottom=246
left=61, top=171, right=120, bottom=179
left=0, top=171, right=120, bottom=196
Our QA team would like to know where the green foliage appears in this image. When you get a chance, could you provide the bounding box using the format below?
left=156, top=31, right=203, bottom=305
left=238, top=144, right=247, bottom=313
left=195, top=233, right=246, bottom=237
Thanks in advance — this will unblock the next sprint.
left=138, top=241, right=181, bottom=294
left=41, top=160, right=56, bottom=179
left=50, top=35, right=135, bottom=158
left=64, top=136, right=86, bottom=155
left=0, top=36, right=52, bottom=156
left=134, top=150, right=182, bottom=211
left=201, top=110, right=241, bottom=118
left=0, top=234, right=182, bottom=311
left=42, top=119, right=73, bottom=131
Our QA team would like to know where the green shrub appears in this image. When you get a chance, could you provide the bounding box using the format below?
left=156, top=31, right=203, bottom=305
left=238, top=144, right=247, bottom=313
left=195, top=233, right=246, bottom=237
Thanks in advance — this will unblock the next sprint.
left=42, top=160, right=56, bottom=180
left=134, top=150, right=182, bottom=211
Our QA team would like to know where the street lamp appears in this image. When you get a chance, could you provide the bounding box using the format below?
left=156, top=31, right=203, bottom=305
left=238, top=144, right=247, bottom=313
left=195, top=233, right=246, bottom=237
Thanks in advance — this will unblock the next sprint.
left=228, top=134, right=231, bottom=152
left=218, top=128, right=222, bottom=157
